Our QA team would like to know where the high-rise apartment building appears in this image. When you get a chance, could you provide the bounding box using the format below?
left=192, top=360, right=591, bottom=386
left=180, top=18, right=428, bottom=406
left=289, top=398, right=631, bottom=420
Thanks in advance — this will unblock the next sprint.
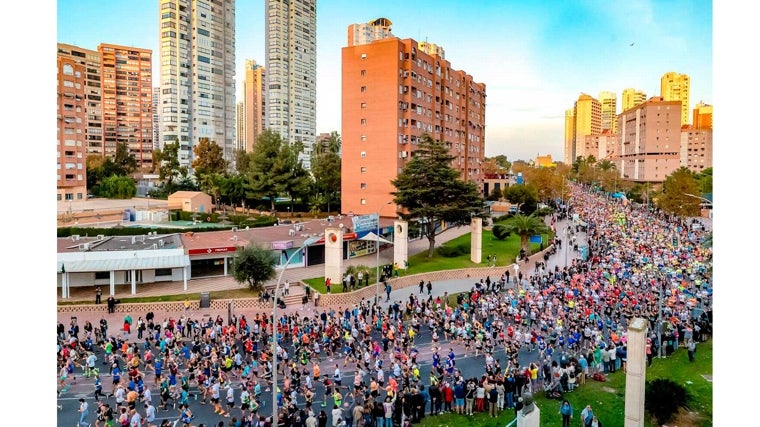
left=159, top=0, right=236, bottom=170
left=347, top=17, right=394, bottom=47
left=563, top=108, right=575, bottom=164
left=341, top=28, right=486, bottom=216
left=153, top=87, right=160, bottom=150
left=692, top=101, right=712, bottom=130
left=236, top=101, right=245, bottom=152
left=583, top=130, right=616, bottom=162
left=598, top=91, right=617, bottom=134
left=57, top=44, right=102, bottom=157
left=680, top=126, right=712, bottom=173
left=570, top=93, right=601, bottom=162
left=57, top=53, right=89, bottom=202
left=621, top=88, right=647, bottom=112
left=265, top=0, right=317, bottom=169
left=98, top=44, right=153, bottom=168
left=240, top=59, right=266, bottom=153
left=616, top=97, right=682, bottom=182
left=660, top=72, right=690, bottom=126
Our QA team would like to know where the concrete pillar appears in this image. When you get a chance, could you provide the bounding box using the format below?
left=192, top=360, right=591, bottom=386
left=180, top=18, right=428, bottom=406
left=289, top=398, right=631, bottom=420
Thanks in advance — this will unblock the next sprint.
left=393, top=220, right=408, bottom=269
left=109, top=271, right=115, bottom=296
left=324, top=227, right=343, bottom=289
left=183, top=266, right=188, bottom=291
left=223, top=257, right=228, bottom=276
left=61, top=273, right=67, bottom=298
left=624, top=317, right=649, bottom=427
left=470, top=217, right=482, bottom=263
left=131, top=269, right=137, bottom=295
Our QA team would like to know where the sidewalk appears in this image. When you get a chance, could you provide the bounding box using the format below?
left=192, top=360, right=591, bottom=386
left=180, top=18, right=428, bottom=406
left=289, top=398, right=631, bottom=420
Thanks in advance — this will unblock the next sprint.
left=58, top=217, right=587, bottom=333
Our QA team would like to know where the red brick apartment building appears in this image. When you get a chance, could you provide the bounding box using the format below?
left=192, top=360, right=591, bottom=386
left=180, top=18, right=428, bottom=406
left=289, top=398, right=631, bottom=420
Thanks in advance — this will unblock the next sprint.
left=341, top=30, right=486, bottom=216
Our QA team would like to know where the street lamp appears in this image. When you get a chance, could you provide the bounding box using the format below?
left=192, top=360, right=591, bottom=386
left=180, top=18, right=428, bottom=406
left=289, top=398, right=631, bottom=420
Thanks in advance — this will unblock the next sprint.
left=375, top=201, right=393, bottom=304
left=513, top=263, right=520, bottom=289
left=271, top=236, right=319, bottom=419
left=564, top=226, right=572, bottom=267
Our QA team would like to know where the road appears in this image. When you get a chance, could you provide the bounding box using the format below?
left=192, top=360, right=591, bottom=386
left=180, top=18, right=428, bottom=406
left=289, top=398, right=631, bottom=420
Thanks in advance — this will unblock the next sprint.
left=57, top=216, right=588, bottom=427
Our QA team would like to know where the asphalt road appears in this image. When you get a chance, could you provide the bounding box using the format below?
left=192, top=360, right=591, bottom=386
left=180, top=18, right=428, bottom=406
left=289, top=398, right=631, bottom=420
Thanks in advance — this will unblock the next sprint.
left=58, top=217, right=587, bottom=427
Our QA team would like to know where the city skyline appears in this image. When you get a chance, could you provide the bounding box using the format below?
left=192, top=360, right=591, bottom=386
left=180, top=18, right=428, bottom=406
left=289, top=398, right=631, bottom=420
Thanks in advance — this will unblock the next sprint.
left=57, top=0, right=712, bottom=162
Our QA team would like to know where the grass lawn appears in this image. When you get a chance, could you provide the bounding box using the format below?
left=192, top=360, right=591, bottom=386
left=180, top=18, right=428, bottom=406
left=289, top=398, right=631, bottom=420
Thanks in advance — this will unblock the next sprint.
left=302, top=228, right=553, bottom=294
left=415, top=339, right=713, bottom=427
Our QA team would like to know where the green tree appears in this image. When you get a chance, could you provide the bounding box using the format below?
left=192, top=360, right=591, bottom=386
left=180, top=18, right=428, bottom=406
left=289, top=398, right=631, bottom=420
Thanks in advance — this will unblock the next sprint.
left=645, top=379, right=690, bottom=426
left=246, top=130, right=310, bottom=212
left=503, top=214, right=550, bottom=255
left=113, top=142, right=138, bottom=176
left=502, top=184, right=538, bottom=214
left=230, top=244, right=278, bottom=291
left=391, top=134, right=486, bottom=257
left=310, top=131, right=342, bottom=213
left=98, top=175, right=136, bottom=199
left=199, top=172, right=226, bottom=210
left=156, top=140, right=188, bottom=186
left=656, top=167, right=701, bottom=217
left=487, top=186, right=502, bottom=201
left=235, top=148, right=253, bottom=174
left=492, top=224, right=511, bottom=240
left=192, top=138, right=228, bottom=178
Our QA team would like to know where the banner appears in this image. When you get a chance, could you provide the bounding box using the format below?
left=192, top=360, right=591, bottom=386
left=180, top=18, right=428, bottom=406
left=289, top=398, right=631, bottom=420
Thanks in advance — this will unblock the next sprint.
left=348, top=239, right=376, bottom=258
left=352, top=214, right=379, bottom=233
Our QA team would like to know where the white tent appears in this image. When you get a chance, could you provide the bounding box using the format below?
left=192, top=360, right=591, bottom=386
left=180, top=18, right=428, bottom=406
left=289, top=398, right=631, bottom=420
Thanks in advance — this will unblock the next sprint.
left=358, top=231, right=392, bottom=244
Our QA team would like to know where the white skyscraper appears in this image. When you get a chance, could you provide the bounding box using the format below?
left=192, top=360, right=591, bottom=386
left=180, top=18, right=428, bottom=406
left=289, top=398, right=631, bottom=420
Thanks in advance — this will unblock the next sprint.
left=265, top=0, right=317, bottom=169
left=159, top=0, right=236, bottom=170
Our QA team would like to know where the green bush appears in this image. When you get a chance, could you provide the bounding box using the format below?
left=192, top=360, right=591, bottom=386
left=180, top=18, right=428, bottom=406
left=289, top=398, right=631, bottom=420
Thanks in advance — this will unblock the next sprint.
left=533, top=207, right=555, bottom=217
left=645, top=378, right=690, bottom=425
left=437, top=243, right=469, bottom=257
left=492, top=224, right=511, bottom=240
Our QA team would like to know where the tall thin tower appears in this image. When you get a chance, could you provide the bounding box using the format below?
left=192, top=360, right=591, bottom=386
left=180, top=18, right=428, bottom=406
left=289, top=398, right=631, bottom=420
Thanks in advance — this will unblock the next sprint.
left=265, top=0, right=317, bottom=170
left=159, top=0, right=236, bottom=170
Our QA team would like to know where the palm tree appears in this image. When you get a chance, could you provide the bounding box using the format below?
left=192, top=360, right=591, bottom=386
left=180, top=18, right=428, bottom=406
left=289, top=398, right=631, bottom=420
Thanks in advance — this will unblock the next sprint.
left=505, top=214, right=551, bottom=255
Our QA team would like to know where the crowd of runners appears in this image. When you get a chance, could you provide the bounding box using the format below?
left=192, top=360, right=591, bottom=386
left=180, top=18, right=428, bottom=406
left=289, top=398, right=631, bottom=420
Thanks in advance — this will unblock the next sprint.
left=57, top=184, right=712, bottom=427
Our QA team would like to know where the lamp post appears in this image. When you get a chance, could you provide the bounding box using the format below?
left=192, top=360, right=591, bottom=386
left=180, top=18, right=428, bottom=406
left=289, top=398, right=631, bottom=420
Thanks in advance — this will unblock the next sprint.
left=513, top=263, right=520, bottom=290
left=375, top=201, right=393, bottom=305
left=271, top=236, right=319, bottom=420
left=564, top=226, right=572, bottom=267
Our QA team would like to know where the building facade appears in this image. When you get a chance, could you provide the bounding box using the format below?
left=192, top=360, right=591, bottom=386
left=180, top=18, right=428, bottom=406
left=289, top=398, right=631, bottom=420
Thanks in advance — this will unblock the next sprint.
left=241, top=59, right=266, bottom=153
left=57, top=53, right=89, bottom=202
left=692, top=101, right=712, bottom=130
left=159, top=0, right=237, bottom=169
left=598, top=91, right=617, bottom=135
left=583, top=130, right=616, bottom=163
left=621, top=88, right=647, bottom=113
left=563, top=108, right=575, bottom=164
left=660, top=71, right=690, bottom=126
left=98, top=44, right=154, bottom=168
left=680, top=126, right=713, bottom=173
left=616, top=97, right=682, bottom=182
left=347, top=17, right=394, bottom=46
left=57, top=44, right=103, bottom=158
left=570, top=93, right=601, bottom=162
left=153, top=87, right=160, bottom=150
left=265, top=0, right=317, bottom=169
left=341, top=32, right=486, bottom=216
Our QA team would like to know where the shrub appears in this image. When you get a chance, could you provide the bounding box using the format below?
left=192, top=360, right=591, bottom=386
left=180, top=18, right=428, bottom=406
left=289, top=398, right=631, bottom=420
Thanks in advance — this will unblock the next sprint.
left=437, top=243, right=469, bottom=257
left=492, top=224, right=511, bottom=240
left=645, top=378, right=690, bottom=425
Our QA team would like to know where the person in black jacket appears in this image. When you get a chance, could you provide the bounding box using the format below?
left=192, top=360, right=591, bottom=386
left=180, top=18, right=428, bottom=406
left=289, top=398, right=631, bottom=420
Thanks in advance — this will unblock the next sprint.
left=428, top=384, right=441, bottom=415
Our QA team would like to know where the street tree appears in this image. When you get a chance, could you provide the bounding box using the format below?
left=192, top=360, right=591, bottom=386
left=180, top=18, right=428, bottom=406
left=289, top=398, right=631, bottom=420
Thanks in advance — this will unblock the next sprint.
left=246, top=130, right=308, bottom=212
left=192, top=138, right=228, bottom=178
left=156, top=140, right=188, bottom=186
left=391, top=134, right=486, bottom=258
left=310, top=131, right=341, bottom=213
left=98, top=175, right=136, bottom=199
left=504, top=214, right=551, bottom=256
left=113, top=142, right=138, bottom=176
left=230, top=244, right=278, bottom=292
left=656, top=167, right=701, bottom=217
left=502, top=184, right=538, bottom=214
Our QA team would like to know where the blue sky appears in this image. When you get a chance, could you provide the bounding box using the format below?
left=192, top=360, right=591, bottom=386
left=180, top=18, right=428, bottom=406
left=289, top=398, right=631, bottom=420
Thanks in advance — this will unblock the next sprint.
left=57, top=0, right=712, bottom=161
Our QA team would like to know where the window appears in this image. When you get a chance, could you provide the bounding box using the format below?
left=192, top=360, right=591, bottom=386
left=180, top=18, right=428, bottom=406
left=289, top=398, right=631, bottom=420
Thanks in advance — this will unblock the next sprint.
left=361, top=198, right=367, bottom=205
left=156, top=268, right=172, bottom=277
left=360, top=167, right=367, bottom=173
left=361, top=53, right=367, bottom=60
left=360, top=119, right=366, bottom=125
left=361, top=102, right=366, bottom=109
left=361, top=135, right=366, bottom=141
left=361, top=183, right=367, bottom=189
left=95, top=271, right=110, bottom=280
left=360, top=86, right=366, bottom=93
left=360, top=70, right=366, bottom=76
left=361, top=151, right=366, bottom=157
